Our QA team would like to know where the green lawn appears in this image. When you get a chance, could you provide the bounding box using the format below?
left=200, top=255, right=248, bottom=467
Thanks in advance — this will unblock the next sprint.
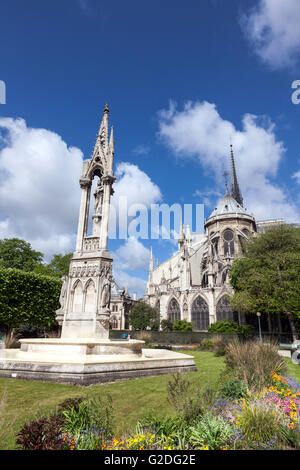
left=0, top=350, right=299, bottom=450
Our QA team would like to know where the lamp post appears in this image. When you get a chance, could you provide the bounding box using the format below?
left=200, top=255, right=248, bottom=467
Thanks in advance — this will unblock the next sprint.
left=257, top=312, right=262, bottom=343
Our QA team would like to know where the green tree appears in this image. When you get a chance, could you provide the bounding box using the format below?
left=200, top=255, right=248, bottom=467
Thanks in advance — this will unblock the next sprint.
left=128, top=300, right=160, bottom=330
left=33, top=253, right=72, bottom=278
left=0, top=268, right=61, bottom=334
left=230, top=225, right=300, bottom=341
left=0, top=238, right=43, bottom=271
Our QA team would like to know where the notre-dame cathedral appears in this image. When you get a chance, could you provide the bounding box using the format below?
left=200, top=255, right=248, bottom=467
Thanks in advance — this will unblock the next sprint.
left=145, top=146, right=291, bottom=336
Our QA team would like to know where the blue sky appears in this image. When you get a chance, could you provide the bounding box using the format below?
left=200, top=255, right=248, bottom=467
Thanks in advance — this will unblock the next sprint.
left=0, top=0, right=300, bottom=295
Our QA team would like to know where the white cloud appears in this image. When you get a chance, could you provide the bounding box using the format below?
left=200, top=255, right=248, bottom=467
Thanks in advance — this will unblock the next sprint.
left=241, top=0, right=300, bottom=69
left=114, top=236, right=150, bottom=271
left=112, top=162, right=162, bottom=209
left=158, top=100, right=299, bottom=222
left=0, top=117, right=83, bottom=259
left=113, top=268, right=147, bottom=297
left=131, top=144, right=151, bottom=156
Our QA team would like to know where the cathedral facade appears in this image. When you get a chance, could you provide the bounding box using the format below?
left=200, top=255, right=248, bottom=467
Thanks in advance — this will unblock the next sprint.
left=146, top=146, right=262, bottom=330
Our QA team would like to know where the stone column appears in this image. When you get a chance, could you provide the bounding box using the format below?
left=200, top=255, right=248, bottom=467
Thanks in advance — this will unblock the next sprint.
left=75, top=178, right=91, bottom=252
left=100, top=175, right=115, bottom=253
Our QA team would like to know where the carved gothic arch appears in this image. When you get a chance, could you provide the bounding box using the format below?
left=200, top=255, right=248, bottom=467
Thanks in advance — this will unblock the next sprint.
left=216, top=294, right=238, bottom=323
left=167, top=296, right=181, bottom=323
left=191, top=295, right=209, bottom=331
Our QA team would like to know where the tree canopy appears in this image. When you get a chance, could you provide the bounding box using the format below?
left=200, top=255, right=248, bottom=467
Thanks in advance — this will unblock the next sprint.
left=230, top=225, right=300, bottom=339
left=128, top=300, right=160, bottom=330
left=0, top=238, right=43, bottom=271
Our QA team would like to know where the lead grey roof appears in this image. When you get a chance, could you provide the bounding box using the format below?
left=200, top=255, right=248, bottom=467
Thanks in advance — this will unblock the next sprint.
left=208, top=193, right=251, bottom=218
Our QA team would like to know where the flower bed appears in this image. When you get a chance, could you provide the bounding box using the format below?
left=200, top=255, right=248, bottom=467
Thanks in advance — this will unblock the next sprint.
left=14, top=341, right=300, bottom=451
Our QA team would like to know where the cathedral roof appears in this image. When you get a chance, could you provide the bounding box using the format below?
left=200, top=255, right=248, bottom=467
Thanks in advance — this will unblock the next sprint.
left=208, top=193, right=251, bottom=219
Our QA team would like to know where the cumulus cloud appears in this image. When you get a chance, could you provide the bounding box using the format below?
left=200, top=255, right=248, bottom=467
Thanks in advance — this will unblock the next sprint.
left=112, top=162, right=162, bottom=209
left=158, top=100, right=299, bottom=222
left=0, top=117, right=83, bottom=259
left=111, top=236, right=149, bottom=296
left=114, top=236, right=150, bottom=271
left=241, top=0, right=300, bottom=69
left=0, top=117, right=163, bottom=274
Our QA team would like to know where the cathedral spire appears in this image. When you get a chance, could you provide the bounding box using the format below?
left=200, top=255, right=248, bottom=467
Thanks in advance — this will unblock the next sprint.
left=230, top=144, right=243, bottom=207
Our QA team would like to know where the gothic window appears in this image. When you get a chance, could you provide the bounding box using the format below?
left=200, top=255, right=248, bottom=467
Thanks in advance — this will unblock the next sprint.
left=216, top=296, right=239, bottom=323
left=110, top=317, right=118, bottom=329
left=191, top=296, right=209, bottom=330
left=155, top=299, right=160, bottom=315
left=223, top=229, right=235, bottom=256
left=168, top=298, right=181, bottom=323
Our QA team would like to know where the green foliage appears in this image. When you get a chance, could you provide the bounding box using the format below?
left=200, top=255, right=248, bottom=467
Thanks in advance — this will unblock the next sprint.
left=208, top=320, right=254, bottom=335
left=230, top=226, right=300, bottom=331
left=219, top=378, right=248, bottom=401
left=0, top=268, right=61, bottom=329
left=188, top=413, right=234, bottom=450
left=167, top=374, right=216, bottom=426
left=160, top=319, right=173, bottom=331
left=33, top=253, right=72, bottom=278
left=128, top=300, right=160, bottom=330
left=62, top=395, right=114, bottom=450
left=238, top=402, right=285, bottom=448
left=0, top=238, right=43, bottom=271
left=173, top=319, right=193, bottom=331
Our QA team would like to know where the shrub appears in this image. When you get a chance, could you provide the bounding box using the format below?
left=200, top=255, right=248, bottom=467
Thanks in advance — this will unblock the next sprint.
left=16, top=414, right=67, bottom=450
left=208, top=320, right=254, bottom=335
left=160, top=319, right=173, bottom=331
left=198, top=338, right=214, bottom=351
left=173, top=320, right=193, bottom=331
left=224, top=339, right=287, bottom=391
left=211, top=335, right=232, bottom=356
left=189, top=413, right=234, bottom=450
left=220, top=379, right=248, bottom=401
left=167, top=374, right=216, bottom=426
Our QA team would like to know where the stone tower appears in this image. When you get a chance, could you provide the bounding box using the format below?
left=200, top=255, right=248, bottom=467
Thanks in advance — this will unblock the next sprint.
left=56, top=103, right=116, bottom=339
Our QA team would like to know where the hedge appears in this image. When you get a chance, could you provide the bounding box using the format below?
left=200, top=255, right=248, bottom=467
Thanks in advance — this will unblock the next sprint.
left=0, top=268, right=62, bottom=330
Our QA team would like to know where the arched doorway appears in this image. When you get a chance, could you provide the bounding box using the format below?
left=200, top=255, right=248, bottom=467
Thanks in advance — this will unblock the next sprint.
left=191, top=296, right=209, bottom=330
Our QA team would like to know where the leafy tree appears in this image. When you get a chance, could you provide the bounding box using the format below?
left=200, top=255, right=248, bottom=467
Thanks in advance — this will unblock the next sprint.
left=173, top=319, right=193, bottom=331
left=230, top=225, right=300, bottom=341
left=128, top=300, right=160, bottom=330
left=33, top=253, right=72, bottom=278
left=0, top=238, right=43, bottom=271
left=0, top=268, right=61, bottom=334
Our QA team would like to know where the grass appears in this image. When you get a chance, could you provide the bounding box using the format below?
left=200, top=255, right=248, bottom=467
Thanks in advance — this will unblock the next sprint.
left=0, top=350, right=299, bottom=450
